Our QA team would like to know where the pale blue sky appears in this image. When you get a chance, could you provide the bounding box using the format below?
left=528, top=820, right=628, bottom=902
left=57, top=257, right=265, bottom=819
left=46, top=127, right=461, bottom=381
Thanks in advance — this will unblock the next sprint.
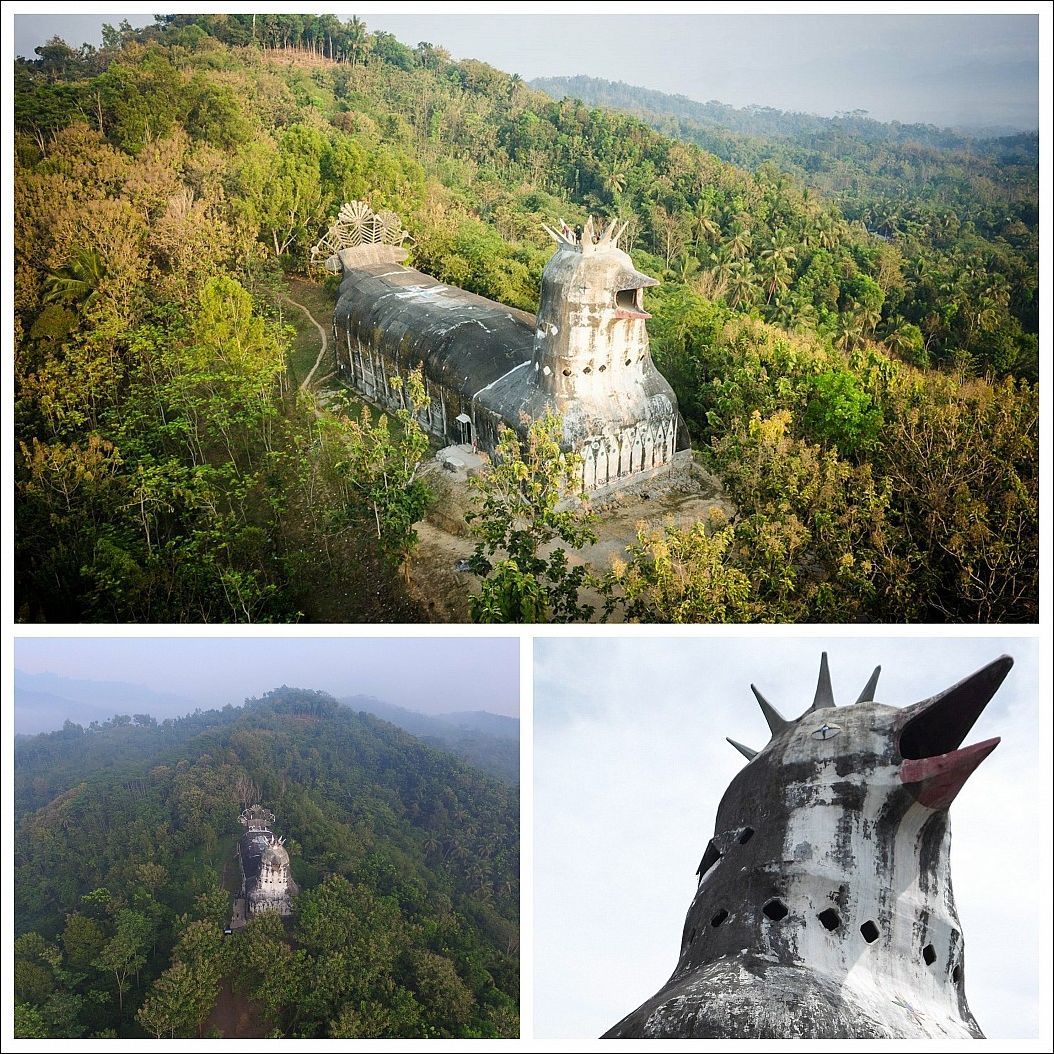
left=534, top=635, right=1043, bottom=1039
left=14, top=636, right=520, bottom=716
left=12, top=9, right=1040, bottom=130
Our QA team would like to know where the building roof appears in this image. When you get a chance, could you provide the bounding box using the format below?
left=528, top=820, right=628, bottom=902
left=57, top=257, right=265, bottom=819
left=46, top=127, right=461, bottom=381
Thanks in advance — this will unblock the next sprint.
left=334, top=262, right=536, bottom=398
left=240, top=830, right=277, bottom=887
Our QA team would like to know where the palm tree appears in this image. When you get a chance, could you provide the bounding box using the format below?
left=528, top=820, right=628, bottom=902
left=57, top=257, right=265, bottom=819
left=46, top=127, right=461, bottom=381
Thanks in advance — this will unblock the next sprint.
left=44, top=245, right=106, bottom=309
left=814, top=213, right=840, bottom=251
left=833, top=311, right=864, bottom=352
left=851, top=298, right=882, bottom=336
left=691, top=200, right=721, bottom=249
left=346, top=15, right=367, bottom=68
left=759, top=254, right=791, bottom=305
left=727, top=225, right=752, bottom=261
left=759, top=231, right=797, bottom=304
left=790, top=303, right=818, bottom=334
left=673, top=253, right=702, bottom=284
left=605, top=164, right=628, bottom=205
left=770, top=297, right=796, bottom=329
left=726, top=261, right=759, bottom=310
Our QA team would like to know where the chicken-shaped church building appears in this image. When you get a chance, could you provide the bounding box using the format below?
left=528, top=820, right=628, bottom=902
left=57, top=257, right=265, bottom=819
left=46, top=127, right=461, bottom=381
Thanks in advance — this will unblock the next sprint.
left=236, top=804, right=298, bottom=920
left=319, top=203, right=687, bottom=493
left=603, top=652, right=1012, bottom=1039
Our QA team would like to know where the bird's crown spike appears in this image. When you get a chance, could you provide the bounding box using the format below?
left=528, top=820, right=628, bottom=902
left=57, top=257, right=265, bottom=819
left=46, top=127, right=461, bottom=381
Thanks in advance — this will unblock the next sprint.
left=726, top=738, right=758, bottom=761
left=751, top=684, right=790, bottom=737
left=855, top=666, right=882, bottom=704
left=810, top=652, right=836, bottom=711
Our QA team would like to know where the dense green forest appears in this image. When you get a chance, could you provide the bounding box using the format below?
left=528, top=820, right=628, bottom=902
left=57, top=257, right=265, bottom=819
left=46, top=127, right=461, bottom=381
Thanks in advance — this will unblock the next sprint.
left=13, top=14, right=1039, bottom=622
left=344, top=697, right=519, bottom=784
left=533, top=75, right=1039, bottom=377
left=14, top=687, right=519, bottom=1038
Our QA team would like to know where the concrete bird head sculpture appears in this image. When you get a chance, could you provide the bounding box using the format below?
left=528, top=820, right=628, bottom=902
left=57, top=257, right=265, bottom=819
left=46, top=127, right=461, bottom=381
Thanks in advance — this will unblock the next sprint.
left=604, top=652, right=1012, bottom=1039
left=531, top=217, right=680, bottom=477
left=534, top=217, right=661, bottom=397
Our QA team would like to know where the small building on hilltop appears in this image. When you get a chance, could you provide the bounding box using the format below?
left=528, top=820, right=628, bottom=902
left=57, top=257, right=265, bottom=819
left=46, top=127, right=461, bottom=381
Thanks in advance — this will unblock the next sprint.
left=233, top=804, right=298, bottom=924
left=318, top=203, right=689, bottom=494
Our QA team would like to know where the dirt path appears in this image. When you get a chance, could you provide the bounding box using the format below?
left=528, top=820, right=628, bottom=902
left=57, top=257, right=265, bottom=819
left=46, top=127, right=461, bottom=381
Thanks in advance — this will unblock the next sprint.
left=410, top=470, right=733, bottom=623
left=284, top=295, right=330, bottom=389
left=205, top=981, right=269, bottom=1039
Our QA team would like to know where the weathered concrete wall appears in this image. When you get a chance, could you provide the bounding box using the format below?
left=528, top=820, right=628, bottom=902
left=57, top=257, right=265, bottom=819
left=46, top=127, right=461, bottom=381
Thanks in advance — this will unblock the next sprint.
left=330, top=221, right=684, bottom=492
left=604, top=654, right=1012, bottom=1039
left=237, top=805, right=298, bottom=919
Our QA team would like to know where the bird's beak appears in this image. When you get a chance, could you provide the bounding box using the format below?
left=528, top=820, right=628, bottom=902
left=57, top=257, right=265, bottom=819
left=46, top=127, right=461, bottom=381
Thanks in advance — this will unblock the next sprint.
left=896, top=655, right=1012, bottom=809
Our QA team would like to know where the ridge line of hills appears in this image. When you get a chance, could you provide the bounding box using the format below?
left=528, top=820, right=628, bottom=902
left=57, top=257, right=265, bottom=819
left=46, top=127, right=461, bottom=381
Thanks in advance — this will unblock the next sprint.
left=15, top=675, right=519, bottom=784
left=531, top=74, right=1039, bottom=142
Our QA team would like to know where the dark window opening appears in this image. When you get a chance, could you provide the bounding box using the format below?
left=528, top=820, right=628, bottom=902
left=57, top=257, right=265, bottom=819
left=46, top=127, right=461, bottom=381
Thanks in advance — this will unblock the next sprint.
left=562, top=368, right=571, bottom=376
left=923, top=944, right=937, bottom=966
left=952, top=965, right=962, bottom=984
left=583, top=366, right=592, bottom=374
left=625, top=357, right=632, bottom=366
left=860, top=920, right=880, bottom=943
left=738, top=828, right=755, bottom=845
left=616, top=287, right=640, bottom=311
left=711, top=909, right=729, bottom=928
left=763, top=899, right=789, bottom=921
left=697, top=841, right=721, bottom=881
left=598, top=364, right=607, bottom=372
left=818, top=908, right=841, bottom=931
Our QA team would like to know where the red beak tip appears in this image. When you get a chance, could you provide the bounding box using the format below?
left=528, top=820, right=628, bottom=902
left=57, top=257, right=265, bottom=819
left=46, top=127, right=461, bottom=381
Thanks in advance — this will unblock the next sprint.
left=901, top=737, right=1001, bottom=809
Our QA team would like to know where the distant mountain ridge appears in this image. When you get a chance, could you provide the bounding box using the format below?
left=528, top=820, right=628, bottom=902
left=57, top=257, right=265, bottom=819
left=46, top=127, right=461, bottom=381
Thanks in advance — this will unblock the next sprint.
left=531, top=75, right=1038, bottom=145
left=14, top=671, right=519, bottom=784
left=343, top=695, right=519, bottom=784
left=14, top=669, right=195, bottom=734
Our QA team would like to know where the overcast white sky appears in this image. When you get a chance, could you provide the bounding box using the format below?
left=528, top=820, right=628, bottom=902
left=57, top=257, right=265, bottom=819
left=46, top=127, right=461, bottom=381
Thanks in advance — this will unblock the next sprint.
left=534, top=634, right=1044, bottom=1040
left=10, top=5, right=1041, bottom=130
left=14, top=635, right=521, bottom=717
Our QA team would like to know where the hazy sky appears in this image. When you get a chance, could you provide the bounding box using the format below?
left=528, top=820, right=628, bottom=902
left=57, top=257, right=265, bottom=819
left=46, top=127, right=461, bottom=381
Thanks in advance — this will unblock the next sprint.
left=534, top=635, right=1042, bottom=1039
left=11, top=8, right=1040, bottom=130
left=14, top=635, right=520, bottom=717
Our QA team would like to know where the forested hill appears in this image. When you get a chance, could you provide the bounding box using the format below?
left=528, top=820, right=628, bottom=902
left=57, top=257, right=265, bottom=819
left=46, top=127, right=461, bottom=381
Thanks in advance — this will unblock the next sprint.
left=532, top=75, right=1038, bottom=145
left=343, top=696, right=519, bottom=784
left=14, top=686, right=519, bottom=1038
left=532, top=76, right=1038, bottom=284
left=14, top=14, right=1038, bottom=624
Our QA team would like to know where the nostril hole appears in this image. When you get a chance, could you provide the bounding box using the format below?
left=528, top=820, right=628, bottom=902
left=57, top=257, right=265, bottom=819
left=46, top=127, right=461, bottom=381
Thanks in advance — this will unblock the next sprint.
left=860, top=920, right=880, bottom=943
left=710, top=909, right=728, bottom=928
left=763, top=899, right=788, bottom=921
left=738, top=827, right=754, bottom=845
left=817, top=908, right=841, bottom=931
left=923, top=944, right=937, bottom=966
left=952, top=964, right=962, bottom=984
